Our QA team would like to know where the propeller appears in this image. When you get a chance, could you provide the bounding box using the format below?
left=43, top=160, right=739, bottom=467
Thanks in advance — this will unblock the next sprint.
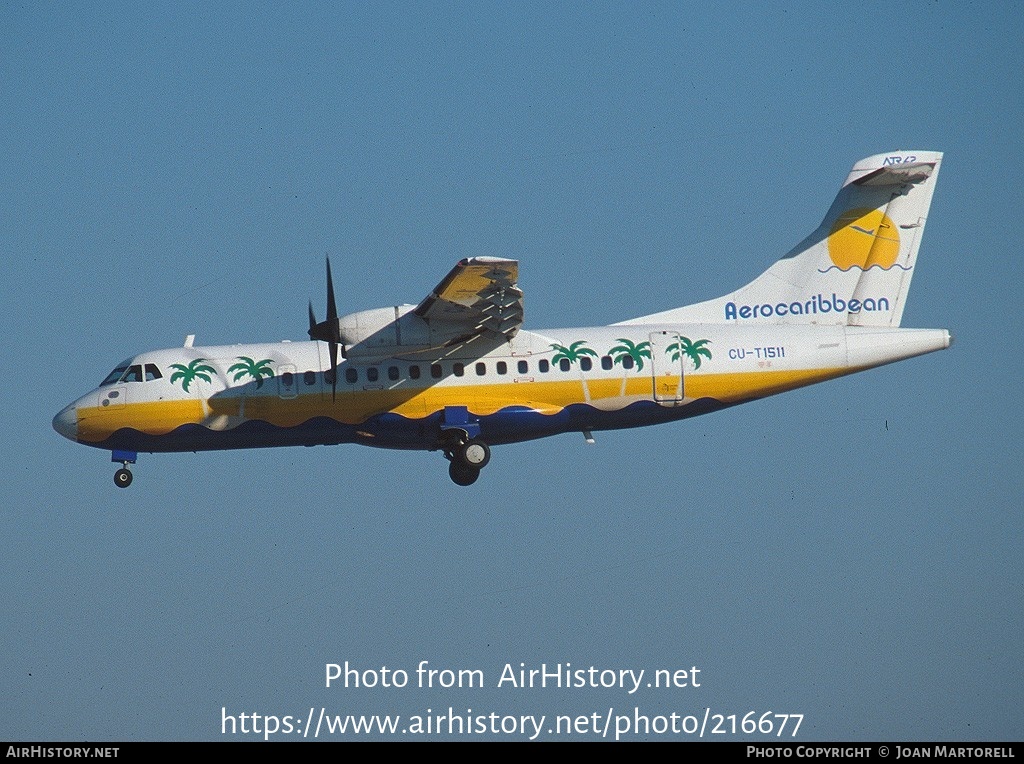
left=307, top=257, right=343, bottom=400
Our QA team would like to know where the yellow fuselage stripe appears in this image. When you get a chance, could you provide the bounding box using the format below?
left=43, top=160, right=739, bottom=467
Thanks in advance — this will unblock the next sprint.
left=75, top=367, right=851, bottom=443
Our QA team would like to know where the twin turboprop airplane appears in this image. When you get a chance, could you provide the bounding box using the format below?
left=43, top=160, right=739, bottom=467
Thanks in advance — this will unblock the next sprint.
left=54, top=150, right=951, bottom=487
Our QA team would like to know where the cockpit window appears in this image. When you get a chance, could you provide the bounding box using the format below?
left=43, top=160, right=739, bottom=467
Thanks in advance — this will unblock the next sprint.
left=100, top=364, right=130, bottom=386
left=101, top=362, right=163, bottom=385
left=121, top=365, right=144, bottom=383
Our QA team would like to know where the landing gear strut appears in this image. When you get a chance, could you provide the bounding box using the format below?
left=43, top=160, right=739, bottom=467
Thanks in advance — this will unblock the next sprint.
left=443, top=436, right=491, bottom=486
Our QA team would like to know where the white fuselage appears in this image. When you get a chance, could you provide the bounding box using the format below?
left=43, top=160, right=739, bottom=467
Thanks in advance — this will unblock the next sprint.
left=53, top=323, right=950, bottom=455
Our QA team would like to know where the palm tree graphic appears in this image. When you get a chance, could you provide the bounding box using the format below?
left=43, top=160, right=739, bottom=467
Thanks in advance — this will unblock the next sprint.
left=609, top=338, right=651, bottom=371
left=667, top=337, right=712, bottom=369
left=550, top=341, right=598, bottom=402
left=169, top=359, right=216, bottom=392
left=609, top=338, right=651, bottom=396
left=228, top=357, right=275, bottom=389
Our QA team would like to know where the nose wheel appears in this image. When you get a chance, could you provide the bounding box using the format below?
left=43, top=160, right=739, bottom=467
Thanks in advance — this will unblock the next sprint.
left=443, top=437, right=491, bottom=486
left=114, top=467, right=133, bottom=488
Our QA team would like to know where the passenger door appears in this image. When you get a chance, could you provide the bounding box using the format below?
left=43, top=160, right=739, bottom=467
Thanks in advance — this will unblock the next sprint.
left=649, top=331, right=684, bottom=405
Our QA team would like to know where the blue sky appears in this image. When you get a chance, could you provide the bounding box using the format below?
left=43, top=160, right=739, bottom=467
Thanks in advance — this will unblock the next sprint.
left=3, top=1, right=1021, bottom=741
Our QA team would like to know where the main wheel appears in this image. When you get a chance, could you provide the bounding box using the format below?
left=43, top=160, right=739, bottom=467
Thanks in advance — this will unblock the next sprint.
left=114, top=468, right=133, bottom=488
left=449, top=461, right=480, bottom=486
left=457, top=438, right=490, bottom=469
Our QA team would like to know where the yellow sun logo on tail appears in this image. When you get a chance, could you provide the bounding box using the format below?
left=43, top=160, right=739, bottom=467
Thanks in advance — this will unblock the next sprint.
left=827, top=207, right=901, bottom=270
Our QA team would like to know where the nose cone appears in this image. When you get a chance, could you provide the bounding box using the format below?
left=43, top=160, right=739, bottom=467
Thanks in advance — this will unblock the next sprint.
left=52, top=404, right=77, bottom=441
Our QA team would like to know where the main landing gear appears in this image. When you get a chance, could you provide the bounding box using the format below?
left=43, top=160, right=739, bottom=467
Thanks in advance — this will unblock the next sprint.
left=443, top=437, right=491, bottom=486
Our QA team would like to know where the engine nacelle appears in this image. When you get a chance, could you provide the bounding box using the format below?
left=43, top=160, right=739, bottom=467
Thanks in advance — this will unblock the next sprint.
left=338, top=305, right=430, bottom=351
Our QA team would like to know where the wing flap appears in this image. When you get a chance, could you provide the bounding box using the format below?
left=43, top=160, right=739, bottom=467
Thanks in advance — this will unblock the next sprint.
left=415, top=257, right=523, bottom=341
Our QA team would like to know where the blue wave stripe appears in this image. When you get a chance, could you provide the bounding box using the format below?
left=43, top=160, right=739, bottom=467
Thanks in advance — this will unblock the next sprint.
left=86, top=399, right=730, bottom=453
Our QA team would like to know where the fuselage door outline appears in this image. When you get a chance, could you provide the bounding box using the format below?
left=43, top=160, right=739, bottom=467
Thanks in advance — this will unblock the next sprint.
left=101, top=384, right=127, bottom=409
left=649, top=330, right=684, bottom=405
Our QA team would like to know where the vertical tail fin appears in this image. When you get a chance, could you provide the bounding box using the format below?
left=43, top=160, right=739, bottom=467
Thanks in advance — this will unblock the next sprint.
left=619, top=151, right=943, bottom=327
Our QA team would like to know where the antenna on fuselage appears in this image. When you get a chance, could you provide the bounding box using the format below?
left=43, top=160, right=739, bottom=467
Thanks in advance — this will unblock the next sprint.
left=183, top=334, right=195, bottom=348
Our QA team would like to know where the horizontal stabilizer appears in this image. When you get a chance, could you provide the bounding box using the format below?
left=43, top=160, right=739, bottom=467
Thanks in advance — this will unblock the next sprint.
left=854, top=160, right=936, bottom=187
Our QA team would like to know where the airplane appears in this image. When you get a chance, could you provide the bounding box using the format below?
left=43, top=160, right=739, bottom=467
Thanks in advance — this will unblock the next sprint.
left=53, top=150, right=951, bottom=487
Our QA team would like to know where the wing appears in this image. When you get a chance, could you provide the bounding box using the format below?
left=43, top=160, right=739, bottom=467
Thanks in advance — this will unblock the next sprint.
left=414, top=257, right=523, bottom=341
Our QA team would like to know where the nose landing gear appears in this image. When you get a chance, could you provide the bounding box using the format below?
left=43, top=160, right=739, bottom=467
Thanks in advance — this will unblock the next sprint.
left=111, top=450, right=137, bottom=489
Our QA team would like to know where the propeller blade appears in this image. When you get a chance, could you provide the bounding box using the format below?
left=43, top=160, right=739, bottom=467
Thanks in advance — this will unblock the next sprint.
left=325, top=257, right=338, bottom=325
left=306, top=257, right=343, bottom=400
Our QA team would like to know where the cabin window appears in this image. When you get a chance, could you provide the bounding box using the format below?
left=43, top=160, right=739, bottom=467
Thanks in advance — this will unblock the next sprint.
left=518, top=360, right=528, bottom=374
left=430, top=364, right=442, bottom=379
left=579, top=357, right=592, bottom=372
left=496, top=361, right=507, bottom=375
left=601, top=355, right=613, bottom=370
left=559, top=359, right=570, bottom=372
left=344, top=367, right=357, bottom=384
left=388, top=366, right=399, bottom=381
left=621, top=356, right=634, bottom=370
left=409, top=364, right=421, bottom=380
left=304, top=370, right=316, bottom=385
left=144, top=364, right=163, bottom=381
left=282, top=371, right=294, bottom=386
left=475, top=362, right=486, bottom=376
left=453, top=363, right=464, bottom=377
left=538, top=359, right=549, bottom=373
left=367, top=367, right=379, bottom=382
left=324, top=369, right=336, bottom=385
